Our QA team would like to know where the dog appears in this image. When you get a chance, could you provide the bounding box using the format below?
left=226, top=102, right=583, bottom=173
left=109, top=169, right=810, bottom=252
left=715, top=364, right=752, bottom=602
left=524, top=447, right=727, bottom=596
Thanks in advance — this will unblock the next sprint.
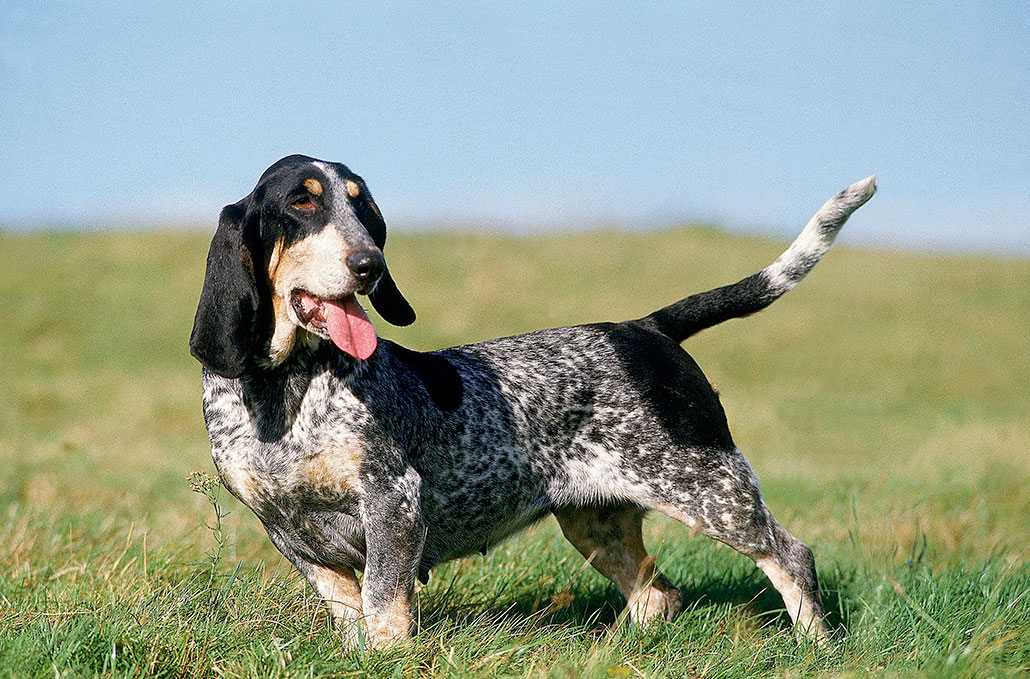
left=190, top=154, right=875, bottom=648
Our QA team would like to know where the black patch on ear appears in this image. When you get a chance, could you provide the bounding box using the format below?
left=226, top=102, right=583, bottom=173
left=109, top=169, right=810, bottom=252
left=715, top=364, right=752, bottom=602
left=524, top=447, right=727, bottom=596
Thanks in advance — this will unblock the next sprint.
left=369, top=269, right=416, bottom=326
left=189, top=200, right=262, bottom=378
left=344, top=170, right=417, bottom=327
left=390, top=344, right=463, bottom=412
left=348, top=174, right=386, bottom=249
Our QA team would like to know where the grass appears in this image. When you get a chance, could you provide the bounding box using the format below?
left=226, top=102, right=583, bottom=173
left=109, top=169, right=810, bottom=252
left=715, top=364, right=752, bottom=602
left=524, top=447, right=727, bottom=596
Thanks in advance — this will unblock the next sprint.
left=0, top=226, right=1027, bottom=677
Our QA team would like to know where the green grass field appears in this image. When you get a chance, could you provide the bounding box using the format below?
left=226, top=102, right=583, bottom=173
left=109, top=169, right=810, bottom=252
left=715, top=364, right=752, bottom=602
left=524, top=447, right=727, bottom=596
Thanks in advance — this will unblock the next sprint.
left=1, top=227, right=1028, bottom=678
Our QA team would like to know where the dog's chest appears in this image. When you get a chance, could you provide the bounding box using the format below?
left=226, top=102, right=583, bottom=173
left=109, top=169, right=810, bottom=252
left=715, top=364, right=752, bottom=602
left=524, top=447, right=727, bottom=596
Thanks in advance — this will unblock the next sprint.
left=217, top=443, right=366, bottom=516
left=202, top=370, right=370, bottom=524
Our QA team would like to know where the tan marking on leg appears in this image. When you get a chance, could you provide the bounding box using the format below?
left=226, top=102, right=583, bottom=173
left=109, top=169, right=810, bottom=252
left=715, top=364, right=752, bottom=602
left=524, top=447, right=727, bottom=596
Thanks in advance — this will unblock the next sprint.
left=556, top=506, right=682, bottom=625
left=305, top=563, right=363, bottom=646
left=363, top=590, right=413, bottom=648
left=303, top=177, right=323, bottom=196
left=755, top=556, right=828, bottom=643
left=624, top=554, right=682, bottom=623
left=651, top=503, right=702, bottom=534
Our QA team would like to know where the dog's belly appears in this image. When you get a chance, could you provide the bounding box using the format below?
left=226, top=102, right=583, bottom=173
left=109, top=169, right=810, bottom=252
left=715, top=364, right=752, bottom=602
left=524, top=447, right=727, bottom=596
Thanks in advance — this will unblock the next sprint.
left=420, top=484, right=553, bottom=568
left=224, top=452, right=549, bottom=576
left=411, top=440, right=545, bottom=564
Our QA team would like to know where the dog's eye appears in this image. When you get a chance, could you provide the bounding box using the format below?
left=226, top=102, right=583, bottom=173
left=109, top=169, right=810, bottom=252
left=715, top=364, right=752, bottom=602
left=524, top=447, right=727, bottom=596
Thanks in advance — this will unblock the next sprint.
left=292, top=197, right=316, bottom=212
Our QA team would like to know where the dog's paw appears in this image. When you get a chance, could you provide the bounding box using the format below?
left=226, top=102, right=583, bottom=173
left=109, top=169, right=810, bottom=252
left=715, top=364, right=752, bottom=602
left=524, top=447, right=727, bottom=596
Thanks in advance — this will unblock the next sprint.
left=627, top=582, right=683, bottom=624
left=362, top=611, right=413, bottom=651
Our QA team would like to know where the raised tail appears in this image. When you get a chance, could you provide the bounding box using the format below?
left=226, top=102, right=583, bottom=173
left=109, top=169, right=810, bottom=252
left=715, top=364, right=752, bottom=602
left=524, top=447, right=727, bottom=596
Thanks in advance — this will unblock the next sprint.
left=637, top=175, right=877, bottom=343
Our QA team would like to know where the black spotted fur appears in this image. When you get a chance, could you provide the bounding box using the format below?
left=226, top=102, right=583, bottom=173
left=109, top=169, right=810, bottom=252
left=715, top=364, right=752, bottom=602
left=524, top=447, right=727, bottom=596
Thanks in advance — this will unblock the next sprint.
left=192, top=155, right=876, bottom=647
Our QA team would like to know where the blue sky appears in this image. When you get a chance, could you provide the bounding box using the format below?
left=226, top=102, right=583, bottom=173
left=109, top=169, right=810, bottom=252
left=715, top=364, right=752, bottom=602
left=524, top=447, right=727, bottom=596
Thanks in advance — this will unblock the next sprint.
left=1, top=1, right=1027, bottom=253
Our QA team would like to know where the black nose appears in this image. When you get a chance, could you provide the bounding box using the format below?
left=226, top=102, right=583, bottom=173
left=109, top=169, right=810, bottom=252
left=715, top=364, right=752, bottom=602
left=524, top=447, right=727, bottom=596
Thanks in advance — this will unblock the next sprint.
left=346, top=250, right=386, bottom=282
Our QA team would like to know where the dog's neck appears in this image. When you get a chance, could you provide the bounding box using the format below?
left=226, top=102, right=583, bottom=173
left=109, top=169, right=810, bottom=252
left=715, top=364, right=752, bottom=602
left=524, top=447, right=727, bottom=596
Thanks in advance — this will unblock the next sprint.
left=240, top=340, right=375, bottom=442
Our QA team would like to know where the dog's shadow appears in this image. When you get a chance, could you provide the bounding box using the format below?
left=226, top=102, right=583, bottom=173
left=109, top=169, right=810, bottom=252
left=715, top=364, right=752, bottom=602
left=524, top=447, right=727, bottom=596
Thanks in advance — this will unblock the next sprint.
left=418, top=569, right=851, bottom=640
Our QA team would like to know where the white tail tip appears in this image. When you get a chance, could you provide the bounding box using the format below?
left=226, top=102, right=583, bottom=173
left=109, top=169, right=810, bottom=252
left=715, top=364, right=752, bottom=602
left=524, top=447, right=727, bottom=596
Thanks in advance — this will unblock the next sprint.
left=846, top=174, right=878, bottom=207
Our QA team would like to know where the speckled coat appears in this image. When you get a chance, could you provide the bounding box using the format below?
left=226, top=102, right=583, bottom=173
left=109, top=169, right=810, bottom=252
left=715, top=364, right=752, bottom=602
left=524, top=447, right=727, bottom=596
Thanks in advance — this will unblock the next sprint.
left=191, top=155, right=876, bottom=648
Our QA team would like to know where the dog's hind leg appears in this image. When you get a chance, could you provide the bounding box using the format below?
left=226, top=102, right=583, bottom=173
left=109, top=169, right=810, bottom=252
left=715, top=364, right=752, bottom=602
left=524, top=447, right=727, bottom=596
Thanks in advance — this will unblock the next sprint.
left=650, top=454, right=829, bottom=641
left=750, top=519, right=829, bottom=641
left=554, top=503, right=683, bottom=624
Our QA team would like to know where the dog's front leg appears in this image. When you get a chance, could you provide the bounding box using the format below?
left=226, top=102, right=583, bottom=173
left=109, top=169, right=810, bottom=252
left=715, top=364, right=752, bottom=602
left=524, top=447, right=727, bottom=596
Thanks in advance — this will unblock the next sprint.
left=360, top=467, right=425, bottom=649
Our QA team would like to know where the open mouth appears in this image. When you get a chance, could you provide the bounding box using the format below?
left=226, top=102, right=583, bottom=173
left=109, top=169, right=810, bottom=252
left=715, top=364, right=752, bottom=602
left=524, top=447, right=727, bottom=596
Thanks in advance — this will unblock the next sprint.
left=291, top=291, right=378, bottom=361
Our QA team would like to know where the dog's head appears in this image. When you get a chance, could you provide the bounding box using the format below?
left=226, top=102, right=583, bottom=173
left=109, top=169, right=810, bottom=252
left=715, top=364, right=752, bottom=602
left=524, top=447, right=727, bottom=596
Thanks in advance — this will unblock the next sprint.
left=190, top=155, right=415, bottom=377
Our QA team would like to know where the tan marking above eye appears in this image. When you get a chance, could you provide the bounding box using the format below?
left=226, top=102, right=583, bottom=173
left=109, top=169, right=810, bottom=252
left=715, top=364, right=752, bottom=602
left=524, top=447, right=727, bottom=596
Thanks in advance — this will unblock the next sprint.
left=303, top=178, right=323, bottom=196
left=345, top=179, right=360, bottom=198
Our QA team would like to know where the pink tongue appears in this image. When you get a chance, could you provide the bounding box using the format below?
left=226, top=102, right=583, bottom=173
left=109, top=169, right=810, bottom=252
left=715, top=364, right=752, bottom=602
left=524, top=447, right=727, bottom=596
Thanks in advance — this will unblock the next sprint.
left=323, top=296, right=378, bottom=360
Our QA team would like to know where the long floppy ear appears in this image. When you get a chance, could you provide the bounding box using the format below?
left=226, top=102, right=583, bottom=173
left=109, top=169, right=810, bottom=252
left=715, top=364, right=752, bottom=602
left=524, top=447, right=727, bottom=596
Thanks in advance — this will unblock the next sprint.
left=350, top=177, right=417, bottom=326
left=189, top=200, right=261, bottom=377
left=369, top=268, right=416, bottom=326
